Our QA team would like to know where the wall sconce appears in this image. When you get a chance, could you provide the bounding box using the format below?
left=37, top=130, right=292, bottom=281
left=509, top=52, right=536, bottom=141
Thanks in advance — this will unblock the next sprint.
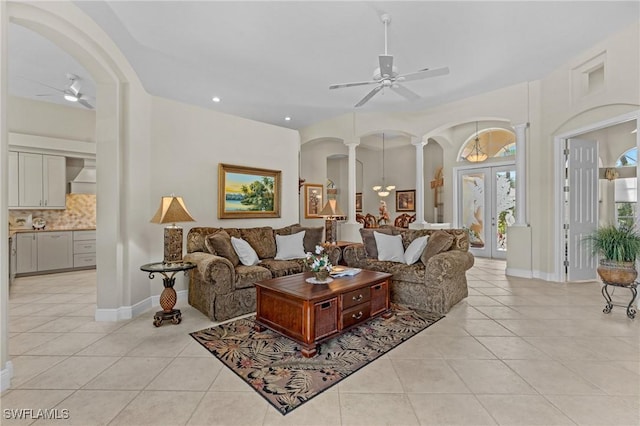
left=150, top=196, right=195, bottom=264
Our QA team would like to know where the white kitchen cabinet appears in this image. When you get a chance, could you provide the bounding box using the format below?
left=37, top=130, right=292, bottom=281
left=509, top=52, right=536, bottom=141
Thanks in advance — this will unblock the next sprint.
left=37, top=232, right=73, bottom=271
left=8, top=151, right=18, bottom=207
left=16, top=233, right=38, bottom=274
left=16, top=231, right=75, bottom=274
left=43, top=155, right=67, bottom=207
left=14, top=152, right=66, bottom=209
left=73, top=230, right=96, bottom=268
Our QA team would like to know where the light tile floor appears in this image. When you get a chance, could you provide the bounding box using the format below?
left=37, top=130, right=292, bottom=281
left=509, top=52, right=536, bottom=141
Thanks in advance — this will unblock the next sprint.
left=2, top=259, right=639, bottom=425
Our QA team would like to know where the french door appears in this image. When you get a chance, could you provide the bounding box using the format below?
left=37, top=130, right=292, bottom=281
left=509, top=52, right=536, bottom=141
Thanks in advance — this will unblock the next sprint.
left=457, top=165, right=516, bottom=259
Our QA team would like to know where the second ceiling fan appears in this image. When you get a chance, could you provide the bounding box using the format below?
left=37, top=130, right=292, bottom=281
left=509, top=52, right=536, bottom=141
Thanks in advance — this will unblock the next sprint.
left=329, top=13, right=449, bottom=108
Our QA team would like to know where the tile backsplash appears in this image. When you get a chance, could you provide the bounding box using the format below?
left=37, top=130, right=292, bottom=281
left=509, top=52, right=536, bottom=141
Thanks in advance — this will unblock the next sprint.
left=9, top=193, right=96, bottom=229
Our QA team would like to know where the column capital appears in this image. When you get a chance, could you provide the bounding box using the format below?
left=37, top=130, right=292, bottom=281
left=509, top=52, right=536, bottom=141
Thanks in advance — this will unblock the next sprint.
left=344, top=139, right=360, bottom=148
left=512, top=122, right=529, bottom=131
left=411, top=137, right=428, bottom=147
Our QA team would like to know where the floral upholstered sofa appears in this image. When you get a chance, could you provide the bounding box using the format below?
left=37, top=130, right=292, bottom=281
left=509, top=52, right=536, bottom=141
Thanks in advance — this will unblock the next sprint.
left=184, top=224, right=341, bottom=321
left=343, top=227, right=474, bottom=314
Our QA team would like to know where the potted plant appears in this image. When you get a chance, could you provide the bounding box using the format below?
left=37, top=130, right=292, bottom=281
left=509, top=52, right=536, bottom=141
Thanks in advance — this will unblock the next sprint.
left=586, top=224, right=640, bottom=285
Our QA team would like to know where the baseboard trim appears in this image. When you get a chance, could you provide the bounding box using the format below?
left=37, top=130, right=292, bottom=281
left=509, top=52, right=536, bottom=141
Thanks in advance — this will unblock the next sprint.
left=505, top=267, right=533, bottom=279
left=1, top=361, right=14, bottom=392
left=94, top=290, right=189, bottom=322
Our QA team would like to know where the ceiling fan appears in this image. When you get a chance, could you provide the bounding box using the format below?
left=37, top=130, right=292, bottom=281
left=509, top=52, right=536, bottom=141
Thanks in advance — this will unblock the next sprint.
left=329, top=13, right=450, bottom=108
left=35, top=73, right=94, bottom=109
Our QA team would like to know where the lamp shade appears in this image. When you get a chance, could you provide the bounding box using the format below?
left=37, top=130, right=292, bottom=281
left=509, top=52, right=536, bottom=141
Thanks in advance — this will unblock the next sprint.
left=150, top=196, right=195, bottom=224
left=318, top=199, right=344, bottom=217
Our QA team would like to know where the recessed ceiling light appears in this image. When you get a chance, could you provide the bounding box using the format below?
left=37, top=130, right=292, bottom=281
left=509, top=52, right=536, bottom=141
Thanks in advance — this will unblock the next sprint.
left=285, top=116, right=291, bottom=121
left=212, top=96, right=221, bottom=103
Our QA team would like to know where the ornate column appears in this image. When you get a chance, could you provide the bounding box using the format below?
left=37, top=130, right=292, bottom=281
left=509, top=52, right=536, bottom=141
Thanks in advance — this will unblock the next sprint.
left=513, top=123, right=529, bottom=226
left=411, top=137, right=428, bottom=226
left=341, top=139, right=362, bottom=242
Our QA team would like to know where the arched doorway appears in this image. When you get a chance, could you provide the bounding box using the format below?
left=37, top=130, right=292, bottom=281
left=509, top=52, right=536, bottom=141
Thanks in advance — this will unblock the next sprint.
left=4, top=2, right=128, bottom=318
left=455, top=125, right=516, bottom=259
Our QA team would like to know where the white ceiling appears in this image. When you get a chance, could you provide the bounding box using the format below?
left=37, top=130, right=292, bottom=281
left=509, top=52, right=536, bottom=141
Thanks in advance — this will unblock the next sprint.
left=7, top=1, right=640, bottom=130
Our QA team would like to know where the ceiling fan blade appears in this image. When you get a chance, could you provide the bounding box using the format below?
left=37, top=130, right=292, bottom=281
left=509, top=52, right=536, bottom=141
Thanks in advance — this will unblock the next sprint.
left=78, top=98, right=94, bottom=109
left=354, top=85, right=383, bottom=108
left=391, top=84, right=421, bottom=101
left=33, top=81, right=66, bottom=93
left=329, top=80, right=378, bottom=90
left=398, top=66, right=450, bottom=82
left=379, top=55, right=394, bottom=78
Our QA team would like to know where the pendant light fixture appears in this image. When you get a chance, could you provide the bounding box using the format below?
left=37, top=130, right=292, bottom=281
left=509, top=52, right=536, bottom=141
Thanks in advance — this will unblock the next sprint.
left=372, top=133, right=395, bottom=197
left=466, top=121, right=488, bottom=162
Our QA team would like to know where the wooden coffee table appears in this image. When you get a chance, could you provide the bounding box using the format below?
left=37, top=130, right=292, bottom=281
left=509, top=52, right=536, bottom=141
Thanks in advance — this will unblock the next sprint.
left=254, top=270, right=392, bottom=357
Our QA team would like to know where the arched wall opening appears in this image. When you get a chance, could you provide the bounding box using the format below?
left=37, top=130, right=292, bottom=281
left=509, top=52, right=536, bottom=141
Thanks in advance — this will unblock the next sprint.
left=3, top=1, right=144, bottom=318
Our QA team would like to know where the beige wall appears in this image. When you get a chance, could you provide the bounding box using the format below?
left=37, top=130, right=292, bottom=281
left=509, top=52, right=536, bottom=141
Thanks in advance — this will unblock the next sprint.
left=300, top=20, right=640, bottom=280
left=8, top=95, right=95, bottom=142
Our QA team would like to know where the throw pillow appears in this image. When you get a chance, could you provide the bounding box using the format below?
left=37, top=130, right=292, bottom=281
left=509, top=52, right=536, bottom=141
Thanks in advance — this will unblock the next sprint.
left=403, top=235, right=428, bottom=265
left=274, top=231, right=307, bottom=260
left=291, top=225, right=324, bottom=253
left=240, top=227, right=276, bottom=259
left=360, top=227, right=397, bottom=259
left=374, top=232, right=405, bottom=263
left=231, top=237, right=260, bottom=266
left=421, top=230, right=454, bottom=265
left=204, top=230, right=240, bottom=266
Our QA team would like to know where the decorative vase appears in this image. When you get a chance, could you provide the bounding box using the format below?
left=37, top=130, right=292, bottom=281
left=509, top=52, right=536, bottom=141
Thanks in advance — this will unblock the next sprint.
left=597, top=259, right=637, bottom=286
left=314, top=270, right=330, bottom=282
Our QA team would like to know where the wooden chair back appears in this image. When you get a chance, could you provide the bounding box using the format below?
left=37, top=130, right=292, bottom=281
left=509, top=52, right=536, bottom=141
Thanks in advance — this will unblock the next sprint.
left=394, top=213, right=417, bottom=228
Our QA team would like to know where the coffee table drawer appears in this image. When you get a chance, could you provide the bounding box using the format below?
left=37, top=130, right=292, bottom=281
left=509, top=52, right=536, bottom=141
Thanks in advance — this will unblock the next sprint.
left=341, top=287, right=371, bottom=309
left=314, top=298, right=338, bottom=339
left=342, top=303, right=371, bottom=329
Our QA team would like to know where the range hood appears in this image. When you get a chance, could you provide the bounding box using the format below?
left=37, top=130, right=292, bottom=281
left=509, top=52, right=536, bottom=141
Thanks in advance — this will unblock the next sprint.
left=69, top=158, right=96, bottom=194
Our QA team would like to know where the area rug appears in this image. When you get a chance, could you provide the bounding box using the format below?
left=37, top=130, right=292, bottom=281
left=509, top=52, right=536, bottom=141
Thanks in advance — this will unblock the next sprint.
left=190, top=304, right=443, bottom=415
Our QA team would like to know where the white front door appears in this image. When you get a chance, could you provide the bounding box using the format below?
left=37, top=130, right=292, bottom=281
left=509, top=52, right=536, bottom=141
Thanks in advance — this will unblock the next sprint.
left=457, top=164, right=516, bottom=259
left=566, top=138, right=599, bottom=281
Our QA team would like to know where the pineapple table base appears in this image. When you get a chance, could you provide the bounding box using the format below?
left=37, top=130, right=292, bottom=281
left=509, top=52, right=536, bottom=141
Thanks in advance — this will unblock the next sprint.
left=140, top=261, right=196, bottom=327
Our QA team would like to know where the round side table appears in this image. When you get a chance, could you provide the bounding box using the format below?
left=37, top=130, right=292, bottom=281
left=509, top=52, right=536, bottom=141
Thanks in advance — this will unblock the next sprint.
left=140, top=261, right=196, bottom=326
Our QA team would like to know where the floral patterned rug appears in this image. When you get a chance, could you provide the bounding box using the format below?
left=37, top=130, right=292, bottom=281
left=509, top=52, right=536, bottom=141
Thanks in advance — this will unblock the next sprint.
left=190, top=304, right=443, bottom=415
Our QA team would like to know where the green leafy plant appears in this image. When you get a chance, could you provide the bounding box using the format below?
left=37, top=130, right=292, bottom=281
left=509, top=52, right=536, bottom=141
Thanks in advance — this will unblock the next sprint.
left=585, top=224, right=640, bottom=263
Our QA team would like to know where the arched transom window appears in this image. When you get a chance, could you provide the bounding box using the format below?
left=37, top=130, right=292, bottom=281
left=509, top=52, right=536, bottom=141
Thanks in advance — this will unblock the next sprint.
left=459, top=128, right=516, bottom=162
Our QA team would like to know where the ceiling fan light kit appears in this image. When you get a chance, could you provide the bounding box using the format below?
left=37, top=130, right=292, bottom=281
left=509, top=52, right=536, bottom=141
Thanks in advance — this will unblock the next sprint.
left=329, top=13, right=449, bottom=108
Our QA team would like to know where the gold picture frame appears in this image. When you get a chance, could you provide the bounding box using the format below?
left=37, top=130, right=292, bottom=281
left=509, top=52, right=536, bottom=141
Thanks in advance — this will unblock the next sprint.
left=355, top=192, right=362, bottom=212
left=304, top=183, right=323, bottom=218
left=218, top=163, right=281, bottom=219
left=396, top=189, right=416, bottom=212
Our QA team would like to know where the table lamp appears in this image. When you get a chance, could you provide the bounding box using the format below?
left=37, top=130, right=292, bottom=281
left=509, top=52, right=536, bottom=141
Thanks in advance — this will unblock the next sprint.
left=150, top=196, right=195, bottom=264
left=319, top=199, right=344, bottom=244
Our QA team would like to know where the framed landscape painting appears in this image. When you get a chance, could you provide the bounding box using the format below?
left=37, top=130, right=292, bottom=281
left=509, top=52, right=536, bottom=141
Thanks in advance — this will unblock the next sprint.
left=304, top=183, right=323, bottom=218
left=218, top=163, right=281, bottom=219
left=396, top=189, right=415, bottom=212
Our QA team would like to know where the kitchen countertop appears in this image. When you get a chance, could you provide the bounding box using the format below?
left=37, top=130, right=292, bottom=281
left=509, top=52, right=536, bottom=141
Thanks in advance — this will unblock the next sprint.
left=9, top=227, right=96, bottom=237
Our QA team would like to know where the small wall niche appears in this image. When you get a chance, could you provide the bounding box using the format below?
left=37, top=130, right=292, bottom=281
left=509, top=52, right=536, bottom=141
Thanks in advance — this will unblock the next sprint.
left=572, top=51, right=607, bottom=102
